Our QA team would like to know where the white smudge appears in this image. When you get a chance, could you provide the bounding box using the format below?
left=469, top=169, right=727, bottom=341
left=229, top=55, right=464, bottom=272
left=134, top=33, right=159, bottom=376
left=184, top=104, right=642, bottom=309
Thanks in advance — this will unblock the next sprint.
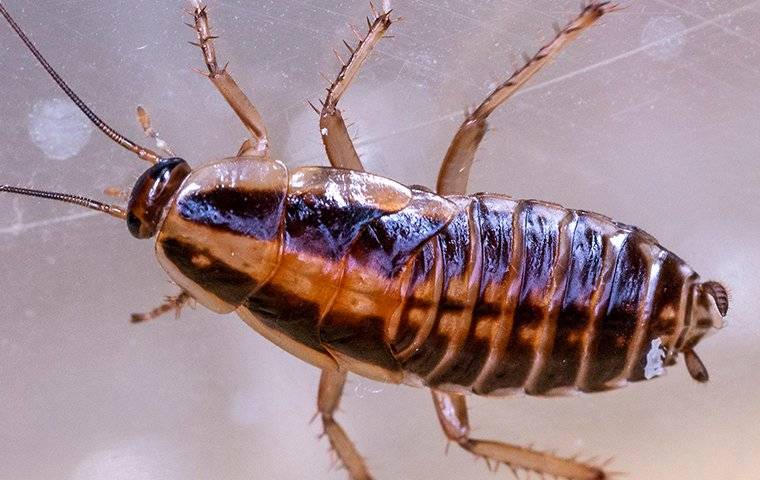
left=28, top=98, right=93, bottom=160
left=68, top=435, right=182, bottom=480
left=644, top=338, right=666, bottom=379
left=352, top=380, right=383, bottom=399
left=321, top=127, right=328, bottom=136
left=640, top=17, right=687, bottom=62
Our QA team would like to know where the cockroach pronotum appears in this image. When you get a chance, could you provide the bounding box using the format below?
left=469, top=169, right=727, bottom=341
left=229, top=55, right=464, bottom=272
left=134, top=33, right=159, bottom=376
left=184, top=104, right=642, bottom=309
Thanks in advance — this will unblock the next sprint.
left=0, top=2, right=728, bottom=479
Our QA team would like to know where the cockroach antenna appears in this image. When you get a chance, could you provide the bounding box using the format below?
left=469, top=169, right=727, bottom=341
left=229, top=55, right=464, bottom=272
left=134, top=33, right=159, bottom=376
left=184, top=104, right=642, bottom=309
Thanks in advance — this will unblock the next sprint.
left=0, top=185, right=127, bottom=219
left=0, top=3, right=162, bottom=164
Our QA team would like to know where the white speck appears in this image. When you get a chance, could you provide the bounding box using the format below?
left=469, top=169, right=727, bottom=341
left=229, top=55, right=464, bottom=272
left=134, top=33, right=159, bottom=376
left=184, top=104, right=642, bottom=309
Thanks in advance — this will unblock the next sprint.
left=28, top=98, right=93, bottom=160
left=644, top=338, right=666, bottom=379
left=321, top=127, right=328, bottom=136
left=641, top=17, right=686, bottom=62
left=136, top=44, right=148, bottom=50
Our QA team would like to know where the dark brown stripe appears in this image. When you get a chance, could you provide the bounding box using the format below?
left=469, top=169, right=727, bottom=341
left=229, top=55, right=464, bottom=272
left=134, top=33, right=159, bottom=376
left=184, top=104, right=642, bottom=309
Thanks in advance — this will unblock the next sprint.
left=159, top=236, right=255, bottom=305
left=318, top=312, right=401, bottom=372
left=243, top=283, right=324, bottom=353
left=348, top=189, right=455, bottom=278
left=178, top=187, right=285, bottom=240
left=283, top=168, right=411, bottom=261
left=284, top=193, right=385, bottom=261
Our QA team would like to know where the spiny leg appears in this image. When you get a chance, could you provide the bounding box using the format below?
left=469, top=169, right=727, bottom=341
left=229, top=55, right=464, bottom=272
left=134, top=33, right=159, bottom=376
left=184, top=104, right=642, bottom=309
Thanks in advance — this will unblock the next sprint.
left=190, top=3, right=270, bottom=157
left=317, top=369, right=373, bottom=480
left=436, top=2, right=618, bottom=195
left=432, top=390, right=607, bottom=480
left=130, top=291, right=192, bottom=324
left=314, top=4, right=393, bottom=171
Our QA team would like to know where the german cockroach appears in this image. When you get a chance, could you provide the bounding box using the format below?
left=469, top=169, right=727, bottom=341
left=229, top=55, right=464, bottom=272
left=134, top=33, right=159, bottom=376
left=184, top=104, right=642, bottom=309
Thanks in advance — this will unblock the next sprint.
left=0, top=2, right=728, bottom=479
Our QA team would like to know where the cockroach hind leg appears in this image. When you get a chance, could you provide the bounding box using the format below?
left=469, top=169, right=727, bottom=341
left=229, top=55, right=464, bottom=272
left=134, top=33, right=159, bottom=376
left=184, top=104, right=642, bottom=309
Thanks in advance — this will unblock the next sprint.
left=436, top=1, right=617, bottom=195
left=432, top=390, right=609, bottom=480
left=130, top=290, right=192, bottom=324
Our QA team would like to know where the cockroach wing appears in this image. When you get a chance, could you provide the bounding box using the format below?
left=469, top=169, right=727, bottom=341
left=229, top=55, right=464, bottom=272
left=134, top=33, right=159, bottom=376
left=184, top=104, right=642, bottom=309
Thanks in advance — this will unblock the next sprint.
left=237, top=167, right=416, bottom=370
left=346, top=188, right=458, bottom=277
left=319, top=188, right=459, bottom=381
left=156, top=156, right=289, bottom=313
left=283, top=166, right=413, bottom=261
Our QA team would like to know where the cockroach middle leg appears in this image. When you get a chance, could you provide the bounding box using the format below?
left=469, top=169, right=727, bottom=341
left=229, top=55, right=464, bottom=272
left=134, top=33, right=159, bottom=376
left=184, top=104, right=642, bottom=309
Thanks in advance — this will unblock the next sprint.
left=317, top=369, right=373, bottom=480
left=315, top=5, right=393, bottom=171
left=190, top=3, right=269, bottom=157
left=436, top=2, right=618, bottom=195
left=432, top=391, right=606, bottom=480
left=130, top=290, right=192, bottom=324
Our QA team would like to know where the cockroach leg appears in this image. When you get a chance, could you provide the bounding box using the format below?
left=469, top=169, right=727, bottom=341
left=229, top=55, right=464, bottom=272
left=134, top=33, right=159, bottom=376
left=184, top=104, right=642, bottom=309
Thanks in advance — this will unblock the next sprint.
left=431, top=390, right=607, bottom=480
left=317, top=369, right=373, bottom=480
left=436, top=2, right=618, bottom=195
left=130, top=290, right=192, bottom=324
left=103, top=186, right=129, bottom=201
left=317, top=8, right=393, bottom=171
left=191, top=3, right=270, bottom=157
left=136, top=105, right=175, bottom=157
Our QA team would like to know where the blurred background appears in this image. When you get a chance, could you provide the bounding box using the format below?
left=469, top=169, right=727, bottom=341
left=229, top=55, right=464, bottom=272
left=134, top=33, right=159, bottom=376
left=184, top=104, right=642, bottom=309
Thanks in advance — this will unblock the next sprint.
left=1, top=1, right=758, bottom=479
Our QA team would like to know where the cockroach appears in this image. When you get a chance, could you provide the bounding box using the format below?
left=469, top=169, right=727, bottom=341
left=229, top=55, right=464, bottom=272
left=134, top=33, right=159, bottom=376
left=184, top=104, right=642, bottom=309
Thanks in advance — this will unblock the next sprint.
left=0, top=2, right=727, bottom=479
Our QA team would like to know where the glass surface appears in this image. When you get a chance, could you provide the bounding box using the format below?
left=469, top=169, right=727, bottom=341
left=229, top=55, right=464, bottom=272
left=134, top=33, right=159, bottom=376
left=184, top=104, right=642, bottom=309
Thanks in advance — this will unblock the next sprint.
left=1, top=1, right=758, bottom=479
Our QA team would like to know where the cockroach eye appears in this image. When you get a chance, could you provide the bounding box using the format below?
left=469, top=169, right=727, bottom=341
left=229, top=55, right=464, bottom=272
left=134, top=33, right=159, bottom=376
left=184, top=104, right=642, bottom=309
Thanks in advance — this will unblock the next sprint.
left=127, top=158, right=191, bottom=239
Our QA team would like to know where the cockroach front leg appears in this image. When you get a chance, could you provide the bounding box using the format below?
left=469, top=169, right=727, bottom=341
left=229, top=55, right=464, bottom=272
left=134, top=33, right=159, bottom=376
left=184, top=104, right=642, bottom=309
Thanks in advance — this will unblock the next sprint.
left=436, top=2, right=618, bottom=195
left=317, top=369, right=373, bottom=480
left=432, top=391, right=606, bottom=480
left=190, top=3, right=269, bottom=158
left=315, top=5, right=393, bottom=171
left=136, top=105, right=175, bottom=157
left=130, top=291, right=192, bottom=324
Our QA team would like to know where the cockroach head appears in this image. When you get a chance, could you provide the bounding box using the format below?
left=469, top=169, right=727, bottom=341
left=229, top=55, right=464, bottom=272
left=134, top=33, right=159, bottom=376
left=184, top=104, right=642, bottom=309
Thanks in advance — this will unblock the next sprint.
left=127, top=158, right=191, bottom=239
